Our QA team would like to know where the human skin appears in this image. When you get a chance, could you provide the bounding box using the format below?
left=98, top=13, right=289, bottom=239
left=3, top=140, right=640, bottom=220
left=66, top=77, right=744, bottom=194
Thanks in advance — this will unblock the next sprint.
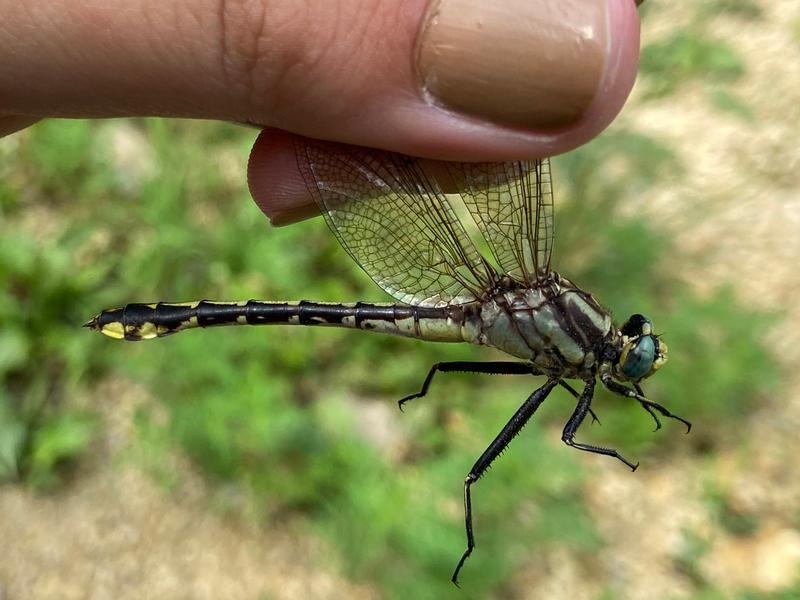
left=0, top=0, right=643, bottom=225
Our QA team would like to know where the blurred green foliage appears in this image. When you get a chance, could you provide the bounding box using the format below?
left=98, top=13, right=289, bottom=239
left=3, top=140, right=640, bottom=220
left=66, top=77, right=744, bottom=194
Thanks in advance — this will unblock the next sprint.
left=639, top=1, right=758, bottom=119
left=0, top=15, right=782, bottom=596
left=640, top=32, right=744, bottom=98
left=675, top=528, right=714, bottom=588
left=699, top=0, right=763, bottom=19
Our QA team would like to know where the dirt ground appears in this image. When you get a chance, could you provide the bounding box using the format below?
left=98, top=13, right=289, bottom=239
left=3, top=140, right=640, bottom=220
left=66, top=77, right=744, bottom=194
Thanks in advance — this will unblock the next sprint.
left=1, top=379, right=378, bottom=600
left=2, top=2, right=799, bottom=599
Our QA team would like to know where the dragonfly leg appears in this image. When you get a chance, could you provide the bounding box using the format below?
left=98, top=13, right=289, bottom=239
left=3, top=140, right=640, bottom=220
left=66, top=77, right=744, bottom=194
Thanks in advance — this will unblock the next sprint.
left=639, top=402, right=663, bottom=432
left=600, top=374, right=691, bottom=433
left=398, top=361, right=540, bottom=411
left=562, top=378, right=639, bottom=471
left=451, top=377, right=559, bottom=586
left=634, top=383, right=692, bottom=433
left=559, top=380, right=601, bottom=425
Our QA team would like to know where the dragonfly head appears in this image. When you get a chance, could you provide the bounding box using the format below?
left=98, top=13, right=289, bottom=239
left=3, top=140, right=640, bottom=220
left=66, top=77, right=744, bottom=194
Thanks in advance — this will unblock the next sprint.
left=613, top=314, right=668, bottom=382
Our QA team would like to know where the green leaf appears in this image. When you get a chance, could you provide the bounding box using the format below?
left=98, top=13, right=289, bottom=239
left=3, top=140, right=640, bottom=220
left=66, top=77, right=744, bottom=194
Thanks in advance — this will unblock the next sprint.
left=0, top=401, right=26, bottom=482
left=641, top=32, right=746, bottom=98
left=708, top=87, right=756, bottom=121
left=28, top=411, right=98, bottom=489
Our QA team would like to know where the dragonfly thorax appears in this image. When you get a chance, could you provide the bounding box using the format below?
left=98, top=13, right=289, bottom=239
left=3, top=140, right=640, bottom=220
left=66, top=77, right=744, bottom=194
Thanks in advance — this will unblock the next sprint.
left=476, top=272, right=613, bottom=378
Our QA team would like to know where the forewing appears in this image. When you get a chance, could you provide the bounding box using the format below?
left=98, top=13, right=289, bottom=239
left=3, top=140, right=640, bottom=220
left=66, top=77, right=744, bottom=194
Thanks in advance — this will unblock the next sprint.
left=295, top=138, right=493, bottom=306
left=448, top=160, right=554, bottom=283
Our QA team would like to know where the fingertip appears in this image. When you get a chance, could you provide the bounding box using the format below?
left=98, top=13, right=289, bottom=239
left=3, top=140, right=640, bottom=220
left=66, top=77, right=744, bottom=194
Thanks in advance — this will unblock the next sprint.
left=578, top=0, right=641, bottom=141
left=530, top=0, right=640, bottom=156
left=247, top=128, right=319, bottom=226
left=373, top=0, right=641, bottom=160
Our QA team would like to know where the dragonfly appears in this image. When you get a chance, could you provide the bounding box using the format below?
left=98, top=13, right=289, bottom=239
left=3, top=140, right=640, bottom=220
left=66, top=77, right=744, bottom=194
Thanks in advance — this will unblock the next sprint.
left=86, top=137, right=690, bottom=584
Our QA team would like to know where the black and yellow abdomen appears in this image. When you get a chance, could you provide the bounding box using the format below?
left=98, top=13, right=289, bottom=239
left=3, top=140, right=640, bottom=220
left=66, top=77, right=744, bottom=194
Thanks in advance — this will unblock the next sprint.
left=84, top=300, right=475, bottom=343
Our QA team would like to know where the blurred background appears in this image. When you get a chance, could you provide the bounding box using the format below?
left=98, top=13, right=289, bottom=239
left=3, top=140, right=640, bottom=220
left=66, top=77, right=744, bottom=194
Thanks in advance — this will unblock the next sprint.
left=1, top=1, right=799, bottom=598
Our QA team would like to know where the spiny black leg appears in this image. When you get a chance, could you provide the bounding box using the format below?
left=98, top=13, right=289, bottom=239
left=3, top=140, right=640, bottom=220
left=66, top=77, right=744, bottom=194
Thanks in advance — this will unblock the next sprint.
left=398, top=361, right=538, bottom=410
left=451, top=377, right=559, bottom=586
left=559, top=380, right=601, bottom=425
left=452, top=473, right=475, bottom=588
left=634, top=383, right=692, bottom=434
left=562, top=378, right=639, bottom=471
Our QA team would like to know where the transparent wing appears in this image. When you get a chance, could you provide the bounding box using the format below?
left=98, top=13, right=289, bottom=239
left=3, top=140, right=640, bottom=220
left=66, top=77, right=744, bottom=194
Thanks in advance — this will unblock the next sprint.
left=295, top=138, right=495, bottom=307
left=449, top=160, right=554, bottom=283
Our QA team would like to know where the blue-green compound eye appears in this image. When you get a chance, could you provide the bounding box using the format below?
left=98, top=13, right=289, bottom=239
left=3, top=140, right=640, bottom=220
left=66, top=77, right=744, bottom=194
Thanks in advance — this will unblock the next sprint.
left=622, top=336, right=656, bottom=380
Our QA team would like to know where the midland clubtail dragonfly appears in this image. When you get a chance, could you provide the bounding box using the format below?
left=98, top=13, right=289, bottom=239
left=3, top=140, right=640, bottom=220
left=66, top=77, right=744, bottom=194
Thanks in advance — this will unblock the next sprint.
left=86, top=137, right=690, bottom=583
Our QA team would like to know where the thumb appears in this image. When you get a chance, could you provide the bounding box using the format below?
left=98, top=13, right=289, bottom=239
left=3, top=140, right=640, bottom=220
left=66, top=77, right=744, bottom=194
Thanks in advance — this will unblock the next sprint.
left=2, top=0, right=641, bottom=224
left=247, top=0, right=642, bottom=223
left=2, top=0, right=639, bottom=157
left=253, top=0, right=641, bottom=160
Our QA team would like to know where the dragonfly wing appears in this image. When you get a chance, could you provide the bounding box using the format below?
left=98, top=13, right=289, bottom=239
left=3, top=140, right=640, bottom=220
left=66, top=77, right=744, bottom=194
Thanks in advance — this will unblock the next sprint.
left=295, top=138, right=494, bottom=307
left=447, top=160, right=554, bottom=283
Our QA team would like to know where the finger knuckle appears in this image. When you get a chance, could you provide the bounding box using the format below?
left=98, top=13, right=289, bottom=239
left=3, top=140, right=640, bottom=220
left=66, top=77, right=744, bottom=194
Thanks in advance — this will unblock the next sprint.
left=214, top=0, right=389, bottom=126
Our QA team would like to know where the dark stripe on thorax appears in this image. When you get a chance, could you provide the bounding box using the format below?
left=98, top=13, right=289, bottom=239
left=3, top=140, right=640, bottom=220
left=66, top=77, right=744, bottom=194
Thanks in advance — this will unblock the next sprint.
left=546, top=296, right=584, bottom=346
left=557, top=293, right=609, bottom=348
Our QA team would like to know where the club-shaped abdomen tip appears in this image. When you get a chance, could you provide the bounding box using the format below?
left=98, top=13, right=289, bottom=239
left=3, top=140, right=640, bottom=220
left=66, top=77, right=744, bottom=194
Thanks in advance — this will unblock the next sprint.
left=83, top=310, right=126, bottom=339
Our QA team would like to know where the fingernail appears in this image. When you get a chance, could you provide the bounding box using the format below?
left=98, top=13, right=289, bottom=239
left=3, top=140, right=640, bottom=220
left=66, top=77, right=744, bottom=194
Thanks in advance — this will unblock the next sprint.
left=416, top=0, right=610, bottom=130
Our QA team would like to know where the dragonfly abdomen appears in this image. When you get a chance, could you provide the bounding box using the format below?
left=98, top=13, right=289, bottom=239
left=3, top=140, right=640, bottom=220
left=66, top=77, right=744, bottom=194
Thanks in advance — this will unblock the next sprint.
left=85, top=300, right=473, bottom=343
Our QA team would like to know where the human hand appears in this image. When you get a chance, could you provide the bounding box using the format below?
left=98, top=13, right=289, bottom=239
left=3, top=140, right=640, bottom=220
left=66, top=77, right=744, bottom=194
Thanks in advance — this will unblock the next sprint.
left=0, top=0, right=643, bottom=224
